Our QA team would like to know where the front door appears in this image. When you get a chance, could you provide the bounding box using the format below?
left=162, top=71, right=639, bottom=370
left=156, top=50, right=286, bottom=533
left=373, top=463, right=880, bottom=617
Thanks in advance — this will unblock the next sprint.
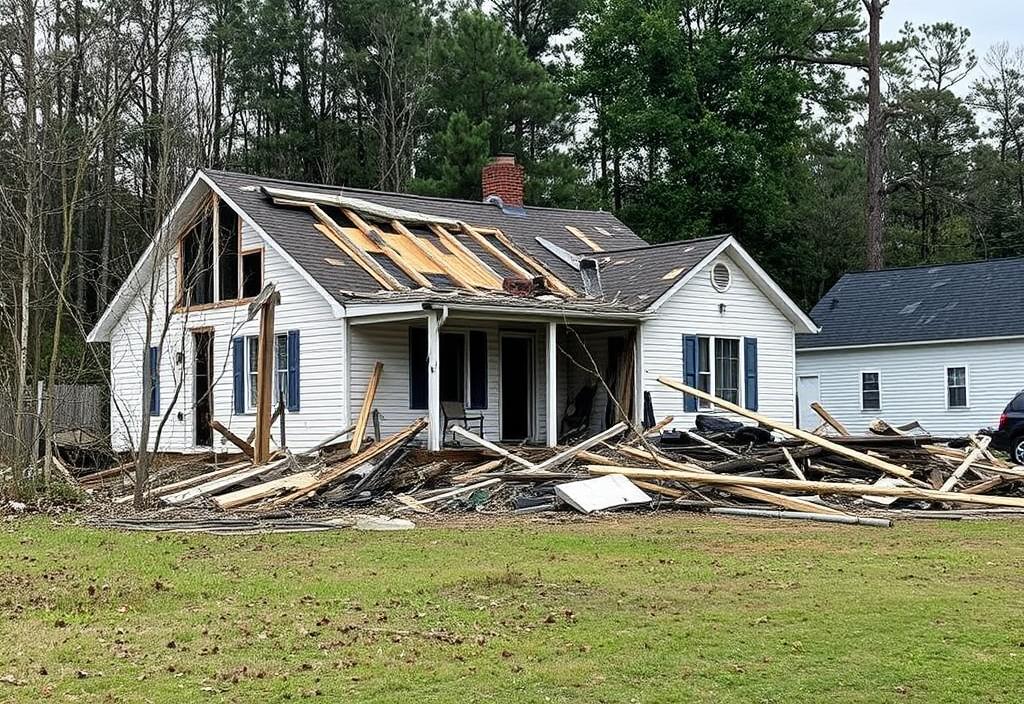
left=500, top=335, right=533, bottom=441
left=797, top=375, right=821, bottom=430
left=194, top=330, right=214, bottom=446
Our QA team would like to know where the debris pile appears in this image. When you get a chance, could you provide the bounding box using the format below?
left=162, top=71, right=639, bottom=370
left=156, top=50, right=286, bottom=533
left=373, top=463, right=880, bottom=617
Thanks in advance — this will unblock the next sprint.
left=72, top=376, right=1024, bottom=530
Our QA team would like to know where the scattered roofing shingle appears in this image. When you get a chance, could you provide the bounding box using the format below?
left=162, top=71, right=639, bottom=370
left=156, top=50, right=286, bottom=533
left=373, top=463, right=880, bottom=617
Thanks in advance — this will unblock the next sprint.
left=797, top=257, right=1024, bottom=350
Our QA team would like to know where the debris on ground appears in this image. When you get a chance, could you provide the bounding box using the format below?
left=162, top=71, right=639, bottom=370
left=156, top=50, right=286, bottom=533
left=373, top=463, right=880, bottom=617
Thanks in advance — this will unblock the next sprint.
left=30, top=374, right=1024, bottom=532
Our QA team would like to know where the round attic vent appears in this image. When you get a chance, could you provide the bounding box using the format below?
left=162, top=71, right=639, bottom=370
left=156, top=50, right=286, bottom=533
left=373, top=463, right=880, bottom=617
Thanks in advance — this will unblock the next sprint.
left=711, top=262, right=732, bottom=292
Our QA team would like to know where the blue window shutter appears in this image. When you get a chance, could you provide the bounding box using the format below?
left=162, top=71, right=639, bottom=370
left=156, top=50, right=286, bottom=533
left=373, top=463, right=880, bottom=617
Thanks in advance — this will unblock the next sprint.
left=149, top=346, right=160, bottom=416
left=744, top=337, right=759, bottom=411
left=287, top=330, right=300, bottom=412
left=682, top=334, right=697, bottom=413
left=232, top=337, right=245, bottom=414
left=468, top=331, right=487, bottom=409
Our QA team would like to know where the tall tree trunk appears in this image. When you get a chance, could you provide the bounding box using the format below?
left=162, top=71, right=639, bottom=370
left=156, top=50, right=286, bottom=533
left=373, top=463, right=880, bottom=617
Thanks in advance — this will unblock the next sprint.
left=864, top=0, right=885, bottom=270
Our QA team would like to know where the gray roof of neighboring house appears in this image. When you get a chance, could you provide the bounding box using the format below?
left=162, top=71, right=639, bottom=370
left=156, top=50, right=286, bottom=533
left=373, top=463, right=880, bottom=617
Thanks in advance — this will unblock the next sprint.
left=796, top=256, right=1024, bottom=350
left=204, top=169, right=728, bottom=312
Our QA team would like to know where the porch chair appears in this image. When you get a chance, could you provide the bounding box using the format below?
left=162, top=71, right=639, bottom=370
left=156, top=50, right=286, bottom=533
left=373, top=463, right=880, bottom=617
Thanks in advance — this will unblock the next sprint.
left=559, top=384, right=598, bottom=443
left=442, top=401, right=485, bottom=445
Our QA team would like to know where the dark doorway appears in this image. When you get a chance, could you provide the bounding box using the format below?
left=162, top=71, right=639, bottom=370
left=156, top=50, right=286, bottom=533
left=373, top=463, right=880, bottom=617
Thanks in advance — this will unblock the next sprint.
left=194, top=330, right=214, bottom=447
left=500, top=335, right=533, bottom=441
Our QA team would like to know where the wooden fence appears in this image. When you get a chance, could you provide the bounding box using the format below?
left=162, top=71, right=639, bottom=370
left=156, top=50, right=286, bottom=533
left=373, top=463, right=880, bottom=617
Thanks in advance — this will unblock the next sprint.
left=0, top=382, right=107, bottom=464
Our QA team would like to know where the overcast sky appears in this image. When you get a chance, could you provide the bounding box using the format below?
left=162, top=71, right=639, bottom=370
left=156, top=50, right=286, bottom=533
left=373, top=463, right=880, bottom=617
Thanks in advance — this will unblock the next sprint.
left=882, top=0, right=1024, bottom=84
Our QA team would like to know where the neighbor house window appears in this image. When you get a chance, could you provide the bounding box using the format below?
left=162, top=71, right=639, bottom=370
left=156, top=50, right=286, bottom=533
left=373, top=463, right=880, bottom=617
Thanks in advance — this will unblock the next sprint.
left=861, top=371, right=881, bottom=411
left=946, top=366, right=968, bottom=408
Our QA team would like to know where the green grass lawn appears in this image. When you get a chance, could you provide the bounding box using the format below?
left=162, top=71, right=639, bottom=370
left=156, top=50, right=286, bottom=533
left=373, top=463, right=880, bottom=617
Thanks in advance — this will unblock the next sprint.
left=2, top=514, right=1024, bottom=703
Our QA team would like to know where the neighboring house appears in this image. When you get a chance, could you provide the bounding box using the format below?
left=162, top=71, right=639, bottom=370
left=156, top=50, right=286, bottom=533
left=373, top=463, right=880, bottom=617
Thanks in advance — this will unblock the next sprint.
left=88, top=157, right=816, bottom=454
left=796, top=258, right=1024, bottom=435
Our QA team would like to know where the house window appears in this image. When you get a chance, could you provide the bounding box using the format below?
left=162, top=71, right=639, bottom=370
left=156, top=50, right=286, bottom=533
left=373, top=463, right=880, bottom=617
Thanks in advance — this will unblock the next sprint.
left=245, top=334, right=292, bottom=411
left=714, top=338, right=741, bottom=404
left=861, top=371, right=881, bottom=411
left=947, top=366, right=968, bottom=408
left=408, top=327, right=488, bottom=410
left=218, top=200, right=240, bottom=301
left=180, top=212, right=215, bottom=306
left=693, top=335, right=740, bottom=409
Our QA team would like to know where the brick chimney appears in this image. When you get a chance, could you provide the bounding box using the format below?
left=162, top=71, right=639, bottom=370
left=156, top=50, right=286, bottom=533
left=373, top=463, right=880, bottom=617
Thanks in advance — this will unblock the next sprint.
left=481, top=155, right=524, bottom=207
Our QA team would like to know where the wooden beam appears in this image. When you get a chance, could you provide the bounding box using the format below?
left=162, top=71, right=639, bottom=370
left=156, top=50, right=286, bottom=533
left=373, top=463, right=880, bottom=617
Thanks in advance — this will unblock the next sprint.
left=305, top=203, right=404, bottom=290
left=210, top=420, right=254, bottom=460
left=810, top=402, right=850, bottom=435
left=657, top=376, right=916, bottom=481
left=342, top=209, right=434, bottom=288
left=460, top=222, right=534, bottom=279
left=565, top=225, right=604, bottom=252
left=253, top=293, right=279, bottom=465
left=534, top=421, right=628, bottom=472
left=489, top=228, right=577, bottom=297
left=614, top=445, right=848, bottom=516
left=391, top=220, right=477, bottom=291
left=351, top=361, right=383, bottom=455
left=451, top=425, right=538, bottom=469
left=586, top=464, right=1024, bottom=509
left=545, top=322, right=558, bottom=448
left=429, top=224, right=504, bottom=288
left=212, top=471, right=317, bottom=510
left=939, top=435, right=992, bottom=492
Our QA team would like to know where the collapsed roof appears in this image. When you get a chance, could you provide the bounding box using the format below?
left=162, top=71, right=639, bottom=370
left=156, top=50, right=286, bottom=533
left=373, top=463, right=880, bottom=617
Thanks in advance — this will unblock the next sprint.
left=204, top=170, right=731, bottom=313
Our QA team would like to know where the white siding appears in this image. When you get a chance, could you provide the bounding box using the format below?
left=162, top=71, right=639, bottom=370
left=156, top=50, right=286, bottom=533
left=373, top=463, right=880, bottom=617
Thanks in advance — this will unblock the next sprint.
left=796, top=339, right=1024, bottom=435
left=348, top=318, right=551, bottom=444
left=641, top=252, right=797, bottom=427
left=108, top=217, right=345, bottom=454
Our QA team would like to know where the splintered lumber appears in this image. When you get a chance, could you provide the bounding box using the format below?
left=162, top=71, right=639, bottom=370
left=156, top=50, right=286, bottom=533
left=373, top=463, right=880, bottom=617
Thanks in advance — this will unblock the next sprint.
left=213, top=471, right=317, bottom=510
left=614, top=445, right=848, bottom=516
left=781, top=447, right=806, bottom=480
left=532, top=422, right=628, bottom=472
left=162, top=458, right=288, bottom=505
left=810, top=402, right=850, bottom=435
left=681, top=430, right=739, bottom=457
left=79, top=461, right=135, bottom=484
left=939, top=435, right=992, bottom=492
left=394, top=493, right=432, bottom=513
left=632, top=479, right=686, bottom=499
left=451, top=426, right=538, bottom=469
left=586, top=465, right=1024, bottom=509
left=657, top=376, right=916, bottom=480
left=451, top=459, right=504, bottom=484
left=273, top=418, right=427, bottom=506
left=113, top=461, right=251, bottom=504
left=402, top=478, right=500, bottom=509
left=211, top=420, right=255, bottom=460
left=253, top=289, right=279, bottom=465
left=351, top=362, right=383, bottom=454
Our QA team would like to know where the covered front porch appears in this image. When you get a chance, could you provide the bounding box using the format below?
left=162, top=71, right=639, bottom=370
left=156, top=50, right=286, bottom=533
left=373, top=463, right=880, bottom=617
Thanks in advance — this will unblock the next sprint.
left=345, top=304, right=644, bottom=450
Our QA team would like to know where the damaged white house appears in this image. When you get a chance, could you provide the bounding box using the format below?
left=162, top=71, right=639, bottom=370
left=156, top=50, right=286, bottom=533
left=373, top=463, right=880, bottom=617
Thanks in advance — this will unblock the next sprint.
left=87, top=156, right=817, bottom=454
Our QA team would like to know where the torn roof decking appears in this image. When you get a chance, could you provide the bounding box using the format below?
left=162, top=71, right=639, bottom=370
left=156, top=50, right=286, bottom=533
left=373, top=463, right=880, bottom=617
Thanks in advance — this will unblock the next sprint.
left=204, top=169, right=730, bottom=312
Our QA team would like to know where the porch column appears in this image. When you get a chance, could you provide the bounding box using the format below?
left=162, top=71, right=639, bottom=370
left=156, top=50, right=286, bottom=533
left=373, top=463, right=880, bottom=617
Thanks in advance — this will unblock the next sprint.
left=427, top=311, right=441, bottom=451
left=546, top=321, right=557, bottom=447
left=633, top=322, right=645, bottom=427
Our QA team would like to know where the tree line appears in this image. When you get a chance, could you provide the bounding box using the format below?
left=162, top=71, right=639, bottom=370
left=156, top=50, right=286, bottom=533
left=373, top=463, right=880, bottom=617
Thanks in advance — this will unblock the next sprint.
left=2, top=0, right=1024, bottom=466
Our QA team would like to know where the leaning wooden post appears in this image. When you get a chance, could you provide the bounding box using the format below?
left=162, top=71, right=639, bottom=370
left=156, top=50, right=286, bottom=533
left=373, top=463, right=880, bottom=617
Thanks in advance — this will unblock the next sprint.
left=248, top=284, right=280, bottom=465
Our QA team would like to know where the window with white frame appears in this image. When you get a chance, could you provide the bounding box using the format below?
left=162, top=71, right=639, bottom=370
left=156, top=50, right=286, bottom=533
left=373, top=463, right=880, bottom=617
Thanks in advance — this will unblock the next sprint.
left=694, top=335, right=741, bottom=408
left=946, top=366, right=967, bottom=408
left=245, top=334, right=290, bottom=411
left=861, top=371, right=881, bottom=410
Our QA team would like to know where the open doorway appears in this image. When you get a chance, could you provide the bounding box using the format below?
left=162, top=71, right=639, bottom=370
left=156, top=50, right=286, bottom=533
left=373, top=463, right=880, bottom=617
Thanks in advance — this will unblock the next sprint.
left=194, top=330, right=214, bottom=446
left=500, top=334, right=534, bottom=441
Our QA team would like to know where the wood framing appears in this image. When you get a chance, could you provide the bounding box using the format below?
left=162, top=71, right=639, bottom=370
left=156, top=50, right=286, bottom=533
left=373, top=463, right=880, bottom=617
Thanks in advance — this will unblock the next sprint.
left=351, top=361, right=383, bottom=454
left=565, top=225, right=604, bottom=252
left=342, top=208, right=434, bottom=288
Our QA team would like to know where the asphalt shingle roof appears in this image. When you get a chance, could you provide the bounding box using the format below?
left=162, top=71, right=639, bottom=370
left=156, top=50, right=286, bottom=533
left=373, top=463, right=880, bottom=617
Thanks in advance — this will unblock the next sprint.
left=796, top=257, right=1024, bottom=350
left=204, top=169, right=726, bottom=312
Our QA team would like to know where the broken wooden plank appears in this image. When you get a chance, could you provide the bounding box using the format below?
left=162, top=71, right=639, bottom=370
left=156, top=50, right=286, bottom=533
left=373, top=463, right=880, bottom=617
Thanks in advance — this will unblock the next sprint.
left=614, top=445, right=848, bottom=516
left=213, top=471, right=317, bottom=510
left=161, top=458, right=289, bottom=505
left=112, top=461, right=252, bottom=504
left=564, top=225, right=604, bottom=252
left=681, top=429, right=739, bottom=457
left=810, top=402, right=850, bottom=435
left=939, top=435, right=992, bottom=492
left=657, top=376, right=916, bottom=481
left=781, top=447, right=806, bottom=481
left=211, top=420, right=255, bottom=460
left=532, top=422, right=628, bottom=473
left=586, top=464, right=1024, bottom=509
left=450, top=426, right=538, bottom=470
left=351, top=361, right=383, bottom=455
left=403, top=478, right=500, bottom=509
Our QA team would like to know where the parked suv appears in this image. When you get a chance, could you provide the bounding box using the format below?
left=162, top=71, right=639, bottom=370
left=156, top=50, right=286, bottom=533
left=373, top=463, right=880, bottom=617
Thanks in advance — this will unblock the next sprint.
left=992, top=389, right=1024, bottom=465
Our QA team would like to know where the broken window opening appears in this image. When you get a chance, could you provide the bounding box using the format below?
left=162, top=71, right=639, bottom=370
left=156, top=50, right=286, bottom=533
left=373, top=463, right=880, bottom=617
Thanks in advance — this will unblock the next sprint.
left=218, top=200, right=240, bottom=300
left=180, top=208, right=215, bottom=306
left=241, top=250, right=263, bottom=298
